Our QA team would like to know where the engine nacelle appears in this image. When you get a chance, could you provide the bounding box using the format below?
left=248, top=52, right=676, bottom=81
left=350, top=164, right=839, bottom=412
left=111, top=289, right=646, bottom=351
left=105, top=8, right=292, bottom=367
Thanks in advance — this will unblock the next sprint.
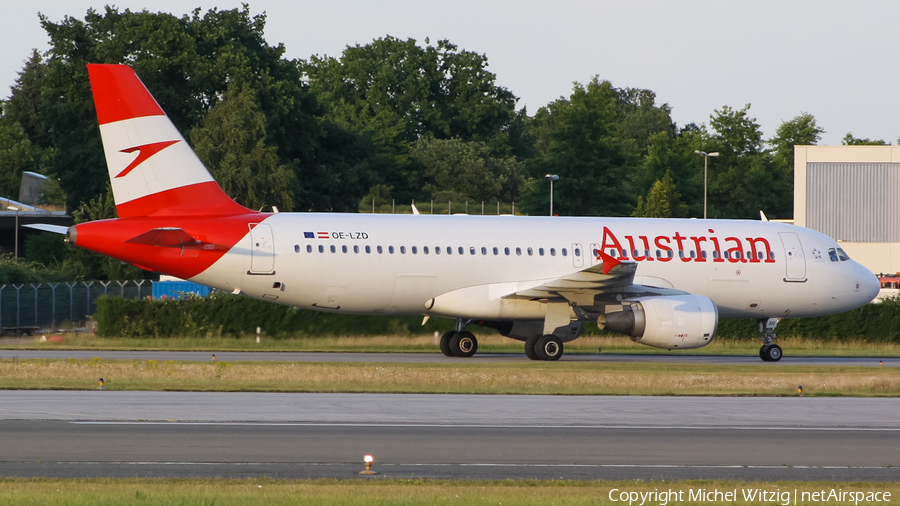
left=599, top=294, right=718, bottom=349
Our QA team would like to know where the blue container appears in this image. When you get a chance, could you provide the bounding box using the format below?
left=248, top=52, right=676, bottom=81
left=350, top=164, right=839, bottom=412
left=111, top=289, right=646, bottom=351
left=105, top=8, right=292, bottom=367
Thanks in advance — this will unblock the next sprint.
left=151, top=280, right=212, bottom=300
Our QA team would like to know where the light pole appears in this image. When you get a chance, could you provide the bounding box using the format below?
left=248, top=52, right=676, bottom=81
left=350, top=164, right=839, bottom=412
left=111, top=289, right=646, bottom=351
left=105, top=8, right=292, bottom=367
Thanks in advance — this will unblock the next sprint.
left=694, top=151, right=719, bottom=219
left=8, top=206, right=19, bottom=261
left=544, top=174, right=559, bottom=216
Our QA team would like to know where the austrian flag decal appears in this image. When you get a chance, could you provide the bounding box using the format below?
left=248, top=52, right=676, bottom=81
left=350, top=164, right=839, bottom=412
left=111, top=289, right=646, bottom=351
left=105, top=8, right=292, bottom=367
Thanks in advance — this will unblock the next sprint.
left=116, top=140, right=180, bottom=178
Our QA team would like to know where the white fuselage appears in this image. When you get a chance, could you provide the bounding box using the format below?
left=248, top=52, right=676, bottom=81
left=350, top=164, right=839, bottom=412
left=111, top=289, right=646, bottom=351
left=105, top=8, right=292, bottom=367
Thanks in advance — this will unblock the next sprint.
left=190, top=214, right=879, bottom=322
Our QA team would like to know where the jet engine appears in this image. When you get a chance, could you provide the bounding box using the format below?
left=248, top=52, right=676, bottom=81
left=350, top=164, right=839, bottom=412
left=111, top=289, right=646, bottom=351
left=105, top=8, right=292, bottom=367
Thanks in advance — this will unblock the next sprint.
left=599, top=294, right=718, bottom=349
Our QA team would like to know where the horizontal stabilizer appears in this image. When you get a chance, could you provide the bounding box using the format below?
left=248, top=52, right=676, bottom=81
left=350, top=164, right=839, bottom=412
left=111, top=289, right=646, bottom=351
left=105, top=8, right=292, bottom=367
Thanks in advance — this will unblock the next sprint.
left=126, top=228, right=199, bottom=247
left=23, top=224, right=69, bottom=235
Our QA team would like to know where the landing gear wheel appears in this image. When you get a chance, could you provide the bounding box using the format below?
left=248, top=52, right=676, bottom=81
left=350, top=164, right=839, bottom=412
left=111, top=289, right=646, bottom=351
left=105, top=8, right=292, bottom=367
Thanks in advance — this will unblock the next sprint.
left=440, top=331, right=456, bottom=357
left=759, top=345, right=767, bottom=361
left=761, top=344, right=782, bottom=362
left=525, top=335, right=540, bottom=360
left=450, top=331, right=478, bottom=357
left=534, top=334, right=564, bottom=361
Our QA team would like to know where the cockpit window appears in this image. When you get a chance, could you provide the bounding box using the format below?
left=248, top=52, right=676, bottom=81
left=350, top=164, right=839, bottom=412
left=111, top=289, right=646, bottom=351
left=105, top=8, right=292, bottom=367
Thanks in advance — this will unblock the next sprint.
left=836, top=248, right=850, bottom=261
left=828, top=248, right=838, bottom=262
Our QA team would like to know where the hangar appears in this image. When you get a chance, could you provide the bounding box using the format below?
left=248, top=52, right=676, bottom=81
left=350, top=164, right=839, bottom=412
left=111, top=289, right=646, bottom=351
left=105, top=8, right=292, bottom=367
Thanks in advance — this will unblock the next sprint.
left=794, top=145, right=900, bottom=276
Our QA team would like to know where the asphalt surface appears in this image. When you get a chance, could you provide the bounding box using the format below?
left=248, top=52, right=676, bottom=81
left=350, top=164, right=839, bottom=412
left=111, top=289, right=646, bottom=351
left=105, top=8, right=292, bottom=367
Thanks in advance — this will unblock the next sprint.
left=1, top=392, right=898, bottom=481
left=0, top=349, right=897, bottom=366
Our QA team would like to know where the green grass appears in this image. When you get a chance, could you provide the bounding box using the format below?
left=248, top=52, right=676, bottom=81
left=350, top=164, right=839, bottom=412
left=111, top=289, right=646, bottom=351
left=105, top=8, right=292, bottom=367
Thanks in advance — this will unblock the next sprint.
left=0, top=478, right=897, bottom=505
left=4, top=334, right=900, bottom=357
left=2, top=358, right=898, bottom=396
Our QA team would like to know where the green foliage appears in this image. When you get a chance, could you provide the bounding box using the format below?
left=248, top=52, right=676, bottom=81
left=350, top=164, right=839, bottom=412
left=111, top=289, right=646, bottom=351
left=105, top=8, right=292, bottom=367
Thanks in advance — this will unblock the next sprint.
left=0, top=124, right=42, bottom=199
left=410, top=137, right=531, bottom=203
left=304, top=36, right=518, bottom=203
left=3, top=50, right=48, bottom=148
left=633, top=170, right=687, bottom=218
left=24, top=232, right=67, bottom=266
left=524, top=78, right=634, bottom=216
left=769, top=112, right=824, bottom=177
left=192, top=83, right=295, bottom=211
left=640, top=129, right=701, bottom=216
left=704, top=104, right=792, bottom=219
left=842, top=132, right=890, bottom=146
left=94, top=293, right=456, bottom=338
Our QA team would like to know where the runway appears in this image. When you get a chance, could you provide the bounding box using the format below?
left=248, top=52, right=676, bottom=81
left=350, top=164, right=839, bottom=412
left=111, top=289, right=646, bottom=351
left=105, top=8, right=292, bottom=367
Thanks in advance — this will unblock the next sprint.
left=0, top=349, right=896, bottom=366
left=1, top=392, right=898, bottom=481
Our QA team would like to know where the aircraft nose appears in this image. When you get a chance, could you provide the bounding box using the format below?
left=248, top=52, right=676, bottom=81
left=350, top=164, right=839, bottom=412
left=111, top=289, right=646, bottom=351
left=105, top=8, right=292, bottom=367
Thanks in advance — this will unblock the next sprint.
left=855, top=263, right=880, bottom=303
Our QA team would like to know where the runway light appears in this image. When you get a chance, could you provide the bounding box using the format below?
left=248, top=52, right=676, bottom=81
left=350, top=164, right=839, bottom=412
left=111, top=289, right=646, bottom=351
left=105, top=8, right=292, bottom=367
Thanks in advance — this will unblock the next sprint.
left=798, top=385, right=803, bottom=395
left=211, top=354, right=216, bottom=362
left=880, top=360, right=884, bottom=368
left=359, top=454, right=376, bottom=475
left=98, top=378, right=105, bottom=390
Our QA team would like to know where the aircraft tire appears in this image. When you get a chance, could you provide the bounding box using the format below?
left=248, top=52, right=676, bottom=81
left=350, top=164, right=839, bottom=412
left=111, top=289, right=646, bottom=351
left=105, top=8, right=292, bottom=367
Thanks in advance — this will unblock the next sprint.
left=440, top=331, right=456, bottom=357
left=534, top=334, right=563, bottom=361
left=759, top=345, right=769, bottom=361
left=450, top=331, right=478, bottom=357
left=762, top=344, right=783, bottom=362
left=525, top=335, right=540, bottom=360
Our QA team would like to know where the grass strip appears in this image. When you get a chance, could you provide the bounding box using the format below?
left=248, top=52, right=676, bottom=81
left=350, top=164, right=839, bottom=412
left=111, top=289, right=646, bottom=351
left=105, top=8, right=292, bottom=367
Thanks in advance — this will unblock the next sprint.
left=0, top=478, right=897, bottom=505
left=2, top=358, right=898, bottom=396
left=3, top=335, right=900, bottom=357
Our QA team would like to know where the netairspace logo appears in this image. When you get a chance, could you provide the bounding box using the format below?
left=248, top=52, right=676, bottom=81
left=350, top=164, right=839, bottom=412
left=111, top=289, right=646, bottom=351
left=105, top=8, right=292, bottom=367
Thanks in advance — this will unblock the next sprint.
left=608, top=488, right=892, bottom=505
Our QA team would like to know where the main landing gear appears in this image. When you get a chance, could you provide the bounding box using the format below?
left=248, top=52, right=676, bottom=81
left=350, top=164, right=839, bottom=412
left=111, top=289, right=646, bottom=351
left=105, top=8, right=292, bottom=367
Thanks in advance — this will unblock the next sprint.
left=525, top=334, right=564, bottom=361
left=758, top=318, right=783, bottom=362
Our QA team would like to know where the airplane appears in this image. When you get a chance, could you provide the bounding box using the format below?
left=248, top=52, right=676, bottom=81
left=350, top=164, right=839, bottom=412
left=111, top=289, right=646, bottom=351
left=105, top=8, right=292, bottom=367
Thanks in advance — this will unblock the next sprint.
left=54, top=64, right=881, bottom=362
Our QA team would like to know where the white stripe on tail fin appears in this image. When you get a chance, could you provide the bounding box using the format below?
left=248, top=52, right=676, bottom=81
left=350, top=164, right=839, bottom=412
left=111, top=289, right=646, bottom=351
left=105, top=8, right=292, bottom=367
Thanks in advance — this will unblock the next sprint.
left=87, top=64, right=248, bottom=217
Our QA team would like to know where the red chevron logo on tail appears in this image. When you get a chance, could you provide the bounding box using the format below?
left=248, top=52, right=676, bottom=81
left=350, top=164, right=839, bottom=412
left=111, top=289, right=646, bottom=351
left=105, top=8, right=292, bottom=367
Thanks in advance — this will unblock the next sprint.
left=116, top=140, right=180, bottom=178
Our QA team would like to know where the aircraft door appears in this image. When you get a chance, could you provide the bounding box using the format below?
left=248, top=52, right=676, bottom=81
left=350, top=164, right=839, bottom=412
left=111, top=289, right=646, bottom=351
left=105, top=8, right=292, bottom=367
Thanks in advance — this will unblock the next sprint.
left=249, top=223, right=275, bottom=274
left=778, top=232, right=806, bottom=281
left=572, top=243, right=584, bottom=268
left=589, top=243, right=602, bottom=266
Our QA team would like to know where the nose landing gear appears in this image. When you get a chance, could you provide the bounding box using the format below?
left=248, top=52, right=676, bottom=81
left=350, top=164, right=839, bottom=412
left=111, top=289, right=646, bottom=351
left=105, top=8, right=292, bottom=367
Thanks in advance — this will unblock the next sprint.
left=758, top=318, right=783, bottom=362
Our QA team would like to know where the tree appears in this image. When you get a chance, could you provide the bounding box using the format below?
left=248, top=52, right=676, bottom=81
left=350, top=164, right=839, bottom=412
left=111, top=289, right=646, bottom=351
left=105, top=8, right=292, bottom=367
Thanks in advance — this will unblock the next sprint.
left=3, top=50, right=48, bottom=147
left=703, top=104, right=791, bottom=219
left=192, top=83, right=295, bottom=211
left=304, top=37, right=518, bottom=202
left=633, top=170, right=687, bottom=218
left=34, top=6, right=348, bottom=211
left=770, top=112, right=824, bottom=178
left=842, top=133, right=889, bottom=145
left=410, top=137, right=531, bottom=204
left=0, top=124, right=43, bottom=200
left=523, top=78, right=633, bottom=216
left=640, top=129, right=702, bottom=216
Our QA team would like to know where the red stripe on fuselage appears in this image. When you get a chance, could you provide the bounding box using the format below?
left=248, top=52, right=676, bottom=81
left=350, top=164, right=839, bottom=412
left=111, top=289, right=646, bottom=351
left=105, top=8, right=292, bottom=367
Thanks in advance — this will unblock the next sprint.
left=74, top=213, right=266, bottom=280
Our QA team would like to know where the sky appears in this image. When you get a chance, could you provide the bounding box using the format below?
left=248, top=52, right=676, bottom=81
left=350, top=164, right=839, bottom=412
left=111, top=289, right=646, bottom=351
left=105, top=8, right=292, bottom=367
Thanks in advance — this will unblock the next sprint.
left=3, top=0, right=899, bottom=146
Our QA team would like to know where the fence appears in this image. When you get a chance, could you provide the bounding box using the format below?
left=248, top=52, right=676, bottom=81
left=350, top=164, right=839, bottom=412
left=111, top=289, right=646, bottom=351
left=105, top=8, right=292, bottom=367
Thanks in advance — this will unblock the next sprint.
left=0, top=280, right=152, bottom=332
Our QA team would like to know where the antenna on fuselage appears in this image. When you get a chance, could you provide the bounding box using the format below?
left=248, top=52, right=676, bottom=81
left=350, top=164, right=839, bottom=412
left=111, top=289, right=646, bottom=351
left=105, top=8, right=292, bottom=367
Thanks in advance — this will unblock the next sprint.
left=759, top=210, right=769, bottom=222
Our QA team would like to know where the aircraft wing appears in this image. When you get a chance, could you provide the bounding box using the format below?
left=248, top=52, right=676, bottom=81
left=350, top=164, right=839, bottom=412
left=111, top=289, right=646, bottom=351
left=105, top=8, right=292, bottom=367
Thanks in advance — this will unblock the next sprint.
left=502, top=249, right=682, bottom=306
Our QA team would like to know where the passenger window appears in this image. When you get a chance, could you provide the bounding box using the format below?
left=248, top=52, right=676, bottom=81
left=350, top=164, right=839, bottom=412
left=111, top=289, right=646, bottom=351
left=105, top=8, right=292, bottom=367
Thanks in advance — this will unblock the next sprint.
left=330, top=245, right=336, bottom=253
left=562, top=248, right=568, bottom=256
left=701, top=250, right=708, bottom=259
left=377, top=245, right=383, bottom=254
left=632, top=249, right=639, bottom=257
left=574, top=248, right=580, bottom=256
left=436, top=247, right=441, bottom=255
left=342, top=245, right=348, bottom=253
left=621, top=249, right=627, bottom=258
left=769, top=251, right=775, bottom=260
left=354, top=245, right=359, bottom=254
left=412, top=246, right=418, bottom=254
left=447, top=247, right=452, bottom=255
left=318, top=245, right=324, bottom=253
left=306, top=245, right=312, bottom=253
left=481, top=247, right=487, bottom=255
left=458, top=246, right=464, bottom=255
left=504, top=247, right=510, bottom=256
left=294, top=245, right=300, bottom=253
left=516, top=247, right=522, bottom=256
left=690, top=250, right=696, bottom=259
left=493, top=247, right=499, bottom=255
left=470, top=247, right=476, bottom=255
left=539, top=248, right=545, bottom=256
left=527, top=247, right=533, bottom=256
left=365, top=245, right=371, bottom=254
left=655, top=249, right=661, bottom=258
left=424, top=246, right=429, bottom=254
left=389, top=246, right=395, bottom=254
left=550, top=248, right=556, bottom=256
left=678, top=250, right=684, bottom=259
left=712, top=250, right=719, bottom=259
